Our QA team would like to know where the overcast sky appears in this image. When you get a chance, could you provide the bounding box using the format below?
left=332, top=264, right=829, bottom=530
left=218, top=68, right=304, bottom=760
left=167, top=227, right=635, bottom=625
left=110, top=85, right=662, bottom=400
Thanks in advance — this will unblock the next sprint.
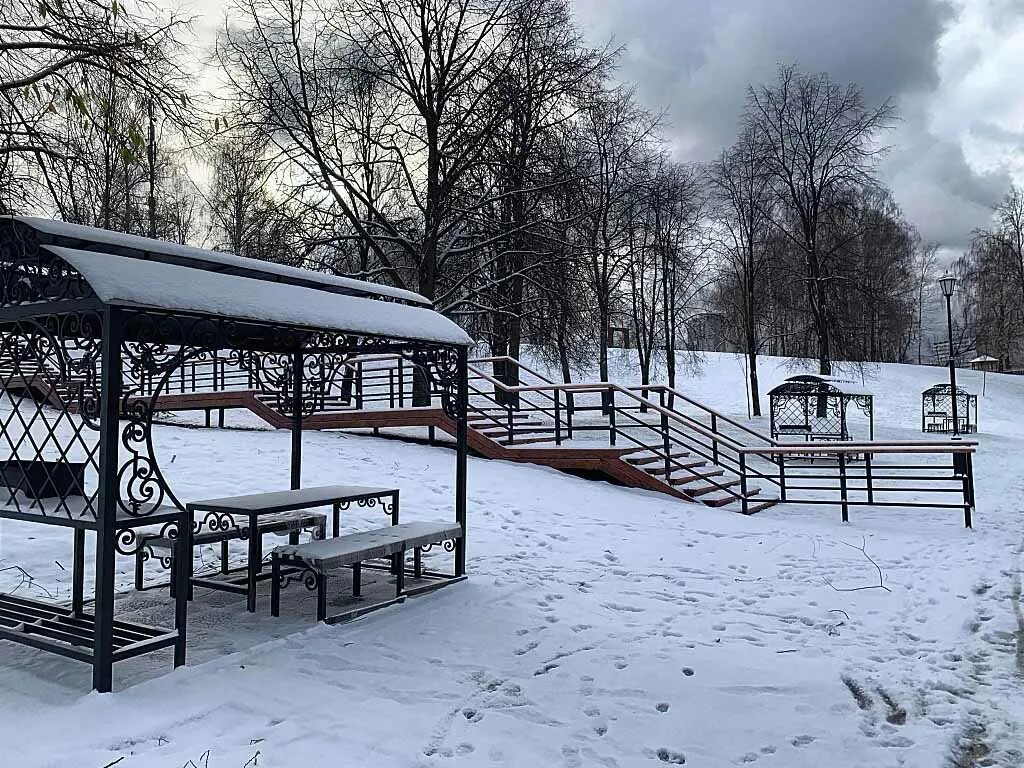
left=569, top=0, right=1024, bottom=253
left=187, top=0, right=1022, bottom=252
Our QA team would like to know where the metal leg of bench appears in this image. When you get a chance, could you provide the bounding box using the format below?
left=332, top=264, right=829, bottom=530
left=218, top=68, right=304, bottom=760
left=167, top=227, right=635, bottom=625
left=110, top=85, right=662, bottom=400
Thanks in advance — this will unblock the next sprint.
left=132, top=538, right=145, bottom=593
left=395, top=551, right=405, bottom=597
left=271, top=556, right=281, bottom=617
left=72, top=528, right=85, bottom=613
left=288, top=529, right=300, bottom=546
left=246, top=513, right=260, bottom=613
left=333, top=503, right=340, bottom=538
left=414, top=547, right=422, bottom=579
left=169, top=551, right=177, bottom=599
left=220, top=540, right=230, bottom=574
left=316, top=571, right=327, bottom=622
left=316, top=521, right=326, bottom=540
left=352, top=562, right=361, bottom=598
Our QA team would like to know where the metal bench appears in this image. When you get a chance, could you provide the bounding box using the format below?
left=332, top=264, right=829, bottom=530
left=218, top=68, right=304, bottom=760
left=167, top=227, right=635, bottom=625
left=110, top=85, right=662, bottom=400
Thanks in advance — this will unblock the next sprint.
left=135, top=510, right=327, bottom=592
left=271, top=521, right=463, bottom=623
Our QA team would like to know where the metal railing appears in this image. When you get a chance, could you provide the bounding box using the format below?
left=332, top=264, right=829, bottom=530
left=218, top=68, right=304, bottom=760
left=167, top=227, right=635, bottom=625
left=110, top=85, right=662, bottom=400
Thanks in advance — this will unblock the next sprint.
left=737, top=441, right=977, bottom=527
left=109, top=350, right=979, bottom=520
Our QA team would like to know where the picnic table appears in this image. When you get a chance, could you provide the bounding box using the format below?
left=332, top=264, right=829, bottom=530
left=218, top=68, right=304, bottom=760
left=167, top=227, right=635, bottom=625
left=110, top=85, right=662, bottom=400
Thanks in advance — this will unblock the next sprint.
left=186, top=485, right=400, bottom=612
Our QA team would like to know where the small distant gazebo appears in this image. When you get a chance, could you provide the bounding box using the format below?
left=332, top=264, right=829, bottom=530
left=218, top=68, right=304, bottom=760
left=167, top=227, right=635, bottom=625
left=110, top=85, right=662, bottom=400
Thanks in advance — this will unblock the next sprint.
left=969, top=355, right=999, bottom=372
left=768, top=374, right=874, bottom=442
left=921, top=384, right=977, bottom=434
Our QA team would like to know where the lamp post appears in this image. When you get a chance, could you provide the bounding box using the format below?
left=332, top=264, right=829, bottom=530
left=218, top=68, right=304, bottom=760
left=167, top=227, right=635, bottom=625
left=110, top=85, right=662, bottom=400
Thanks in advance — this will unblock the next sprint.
left=939, top=273, right=959, bottom=436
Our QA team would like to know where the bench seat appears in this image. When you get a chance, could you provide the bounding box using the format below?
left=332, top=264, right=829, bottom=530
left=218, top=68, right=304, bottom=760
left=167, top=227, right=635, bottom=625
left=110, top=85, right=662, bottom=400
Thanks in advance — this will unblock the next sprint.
left=271, top=521, right=463, bottom=622
left=145, top=510, right=327, bottom=551
left=134, top=509, right=327, bottom=591
left=274, top=521, right=461, bottom=568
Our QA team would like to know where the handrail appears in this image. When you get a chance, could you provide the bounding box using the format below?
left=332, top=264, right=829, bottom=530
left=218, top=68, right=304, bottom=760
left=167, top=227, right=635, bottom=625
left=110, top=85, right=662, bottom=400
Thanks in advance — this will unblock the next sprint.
left=741, top=442, right=976, bottom=455
left=629, top=383, right=778, bottom=447
left=470, top=355, right=559, bottom=386
left=465, top=364, right=750, bottom=454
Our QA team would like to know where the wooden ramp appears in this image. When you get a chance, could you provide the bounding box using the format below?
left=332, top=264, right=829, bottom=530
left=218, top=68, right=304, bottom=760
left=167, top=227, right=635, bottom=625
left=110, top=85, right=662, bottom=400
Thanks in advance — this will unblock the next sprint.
left=149, top=391, right=773, bottom=512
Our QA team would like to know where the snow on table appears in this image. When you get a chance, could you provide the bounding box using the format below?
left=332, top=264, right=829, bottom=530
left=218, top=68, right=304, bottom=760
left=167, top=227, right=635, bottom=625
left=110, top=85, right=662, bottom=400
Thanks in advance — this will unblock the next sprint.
left=0, top=352, right=1021, bottom=767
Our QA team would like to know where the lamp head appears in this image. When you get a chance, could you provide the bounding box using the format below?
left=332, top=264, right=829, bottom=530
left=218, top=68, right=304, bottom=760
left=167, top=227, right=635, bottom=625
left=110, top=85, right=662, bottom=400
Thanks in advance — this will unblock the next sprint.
left=939, top=273, right=957, bottom=298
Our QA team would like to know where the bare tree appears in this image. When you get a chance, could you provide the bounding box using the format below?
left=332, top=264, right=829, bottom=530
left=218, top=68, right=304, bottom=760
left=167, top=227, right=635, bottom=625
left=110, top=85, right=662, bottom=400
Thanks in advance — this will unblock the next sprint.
left=707, top=126, right=773, bottom=415
left=745, top=65, right=896, bottom=374
left=221, top=0, right=532, bottom=301
left=574, top=85, right=659, bottom=399
left=0, top=0, right=190, bottom=211
left=206, top=129, right=302, bottom=264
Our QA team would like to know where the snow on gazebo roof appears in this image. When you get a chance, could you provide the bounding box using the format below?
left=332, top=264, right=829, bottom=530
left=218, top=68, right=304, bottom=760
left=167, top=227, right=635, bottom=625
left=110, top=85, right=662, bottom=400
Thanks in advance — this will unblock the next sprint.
left=47, top=245, right=473, bottom=347
left=768, top=373, right=873, bottom=398
left=922, top=383, right=975, bottom=396
left=969, top=355, right=998, bottom=363
left=7, top=216, right=430, bottom=307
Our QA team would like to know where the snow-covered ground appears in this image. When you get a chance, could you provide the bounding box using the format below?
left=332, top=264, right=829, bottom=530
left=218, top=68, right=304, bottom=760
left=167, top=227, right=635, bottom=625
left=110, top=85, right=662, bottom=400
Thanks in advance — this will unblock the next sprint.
left=1, top=352, right=1022, bottom=767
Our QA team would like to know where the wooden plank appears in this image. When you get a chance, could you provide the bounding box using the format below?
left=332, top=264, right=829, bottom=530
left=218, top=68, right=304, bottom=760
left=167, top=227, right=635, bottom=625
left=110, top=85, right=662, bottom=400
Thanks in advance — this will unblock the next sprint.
left=276, top=521, right=462, bottom=568
left=189, top=486, right=397, bottom=514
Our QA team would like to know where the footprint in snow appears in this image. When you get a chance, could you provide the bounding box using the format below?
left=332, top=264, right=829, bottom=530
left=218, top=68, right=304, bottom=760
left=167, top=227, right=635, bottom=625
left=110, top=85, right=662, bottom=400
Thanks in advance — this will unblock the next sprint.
left=655, top=747, right=686, bottom=764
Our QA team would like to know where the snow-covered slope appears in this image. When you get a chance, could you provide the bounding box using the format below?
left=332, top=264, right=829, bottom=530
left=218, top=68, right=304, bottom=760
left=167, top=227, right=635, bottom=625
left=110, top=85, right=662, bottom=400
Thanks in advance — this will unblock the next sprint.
left=0, top=354, right=1022, bottom=767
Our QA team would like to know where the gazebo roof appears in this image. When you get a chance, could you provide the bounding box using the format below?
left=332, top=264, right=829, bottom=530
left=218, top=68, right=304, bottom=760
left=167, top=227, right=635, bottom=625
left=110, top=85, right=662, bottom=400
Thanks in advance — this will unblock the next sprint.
left=4, top=216, right=430, bottom=306
left=0, top=217, right=472, bottom=348
left=47, top=246, right=472, bottom=347
left=767, top=374, right=873, bottom=398
left=922, top=383, right=974, bottom=397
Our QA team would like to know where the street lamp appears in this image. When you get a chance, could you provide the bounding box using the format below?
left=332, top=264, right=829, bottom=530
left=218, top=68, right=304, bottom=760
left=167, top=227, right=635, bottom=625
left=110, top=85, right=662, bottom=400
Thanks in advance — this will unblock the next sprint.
left=939, top=273, right=959, bottom=437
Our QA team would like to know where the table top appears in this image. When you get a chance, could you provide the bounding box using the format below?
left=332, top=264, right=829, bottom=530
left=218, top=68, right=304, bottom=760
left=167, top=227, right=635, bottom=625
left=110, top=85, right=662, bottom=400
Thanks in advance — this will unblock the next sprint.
left=187, top=485, right=399, bottom=515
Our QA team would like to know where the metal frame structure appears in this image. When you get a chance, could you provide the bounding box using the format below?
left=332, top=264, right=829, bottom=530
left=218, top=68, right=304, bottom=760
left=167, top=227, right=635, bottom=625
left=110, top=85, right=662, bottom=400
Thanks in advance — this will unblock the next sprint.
left=0, top=216, right=470, bottom=691
left=921, top=384, right=978, bottom=434
left=767, top=374, right=874, bottom=442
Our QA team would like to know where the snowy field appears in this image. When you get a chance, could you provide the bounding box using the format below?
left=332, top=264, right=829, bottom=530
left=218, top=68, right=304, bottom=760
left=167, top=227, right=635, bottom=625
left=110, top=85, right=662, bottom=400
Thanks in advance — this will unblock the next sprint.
left=1, top=352, right=1023, bottom=767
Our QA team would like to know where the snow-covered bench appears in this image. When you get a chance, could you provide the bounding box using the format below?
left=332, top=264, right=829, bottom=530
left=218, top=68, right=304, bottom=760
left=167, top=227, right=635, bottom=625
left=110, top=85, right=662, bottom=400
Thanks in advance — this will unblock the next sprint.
left=270, top=520, right=463, bottom=623
left=135, top=510, right=327, bottom=592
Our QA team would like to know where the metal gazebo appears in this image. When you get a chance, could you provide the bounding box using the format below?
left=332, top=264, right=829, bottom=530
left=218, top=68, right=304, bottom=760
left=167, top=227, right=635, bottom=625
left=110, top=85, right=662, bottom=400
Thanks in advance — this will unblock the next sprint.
left=0, top=216, right=472, bottom=691
left=921, top=384, right=977, bottom=434
left=767, top=374, right=874, bottom=442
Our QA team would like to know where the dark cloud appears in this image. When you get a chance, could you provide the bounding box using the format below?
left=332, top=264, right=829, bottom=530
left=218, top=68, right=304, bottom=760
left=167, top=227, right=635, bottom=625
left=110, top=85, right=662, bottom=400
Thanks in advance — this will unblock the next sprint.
left=571, top=0, right=1009, bottom=246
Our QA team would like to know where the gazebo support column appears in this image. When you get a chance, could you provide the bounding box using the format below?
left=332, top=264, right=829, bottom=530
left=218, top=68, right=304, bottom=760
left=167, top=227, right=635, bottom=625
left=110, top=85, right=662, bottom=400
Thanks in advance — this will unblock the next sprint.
left=291, top=351, right=303, bottom=490
left=93, top=307, right=122, bottom=693
left=455, top=347, right=468, bottom=577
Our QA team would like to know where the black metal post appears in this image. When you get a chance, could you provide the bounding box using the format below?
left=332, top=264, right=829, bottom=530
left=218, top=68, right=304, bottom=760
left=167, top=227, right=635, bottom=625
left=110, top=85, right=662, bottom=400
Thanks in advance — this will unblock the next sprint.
left=945, top=293, right=960, bottom=437
left=93, top=307, right=122, bottom=693
left=173, top=506, right=191, bottom=668
left=291, top=351, right=302, bottom=490
left=662, top=411, right=671, bottom=483
left=72, top=528, right=85, bottom=614
left=739, top=453, right=749, bottom=514
left=554, top=390, right=561, bottom=446
left=455, top=347, right=468, bottom=577
left=608, top=387, right=616, bottom=447
left=838, top=452, right=849, bottom=523
left=963, top=451, right=975, bottom=528
left=865, top=453, right=874, bottom=505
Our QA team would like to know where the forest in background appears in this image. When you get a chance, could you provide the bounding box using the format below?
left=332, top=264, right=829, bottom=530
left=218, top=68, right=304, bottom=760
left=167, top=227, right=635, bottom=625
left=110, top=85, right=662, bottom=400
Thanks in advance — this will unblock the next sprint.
left=2, top=0, right=1020, bottom=415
